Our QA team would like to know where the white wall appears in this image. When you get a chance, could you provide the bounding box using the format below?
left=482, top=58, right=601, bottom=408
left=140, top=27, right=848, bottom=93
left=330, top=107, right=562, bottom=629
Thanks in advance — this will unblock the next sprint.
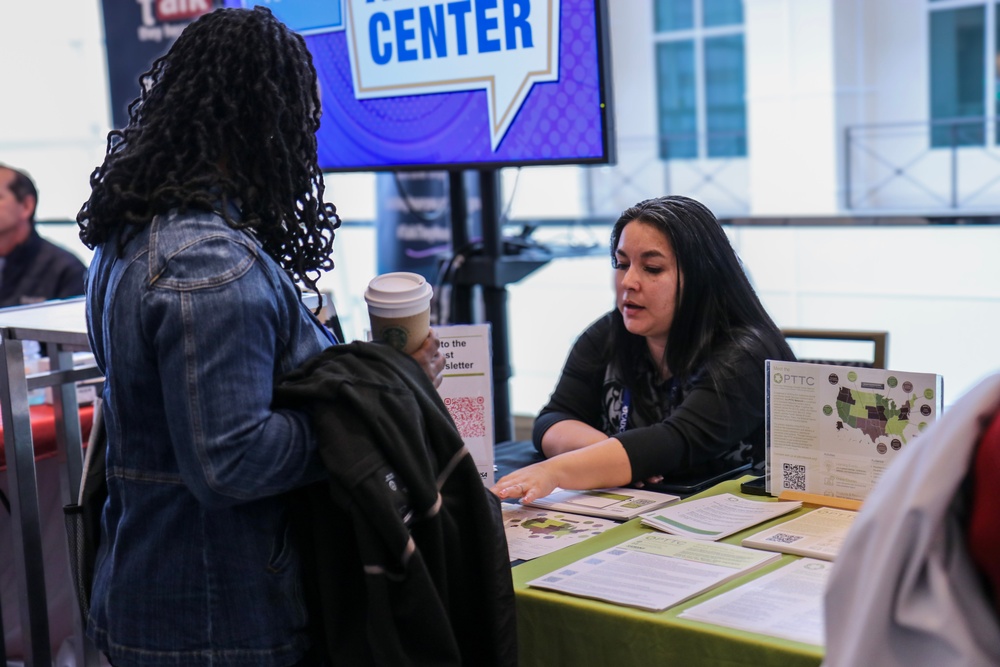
left=0, top=1, right=108, bottom=232
left=587, top=0, right=666, bottom=216
left=744, top=0, right=843, bottom=215
left=840, top=0, right=1000, bottom=213
left=731, top=223, right=1000, bottom=408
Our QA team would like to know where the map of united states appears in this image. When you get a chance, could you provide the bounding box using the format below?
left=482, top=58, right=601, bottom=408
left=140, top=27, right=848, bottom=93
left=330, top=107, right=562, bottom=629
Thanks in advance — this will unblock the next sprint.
left=834, top=386, right=913, bottom=443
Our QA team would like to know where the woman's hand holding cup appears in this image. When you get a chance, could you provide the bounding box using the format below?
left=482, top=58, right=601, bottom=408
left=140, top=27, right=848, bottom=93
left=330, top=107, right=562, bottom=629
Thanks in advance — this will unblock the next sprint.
left=410, top=328, right=445, bottom=388
left=364, top=271, right=441, bottom=385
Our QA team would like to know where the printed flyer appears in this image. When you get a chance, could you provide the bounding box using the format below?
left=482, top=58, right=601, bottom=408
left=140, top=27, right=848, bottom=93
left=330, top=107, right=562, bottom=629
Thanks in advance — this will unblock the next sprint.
left=765, top=360, right=943, bottom=500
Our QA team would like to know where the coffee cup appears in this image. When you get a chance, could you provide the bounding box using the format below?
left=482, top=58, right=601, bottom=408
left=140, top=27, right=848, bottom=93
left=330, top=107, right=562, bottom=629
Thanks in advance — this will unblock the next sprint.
left=364, top=272, right=433, bottom=355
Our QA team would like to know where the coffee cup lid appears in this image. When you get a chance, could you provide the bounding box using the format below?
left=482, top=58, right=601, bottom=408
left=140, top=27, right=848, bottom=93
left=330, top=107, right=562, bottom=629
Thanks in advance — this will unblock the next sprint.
left=364, top=272, right=433, bottom=316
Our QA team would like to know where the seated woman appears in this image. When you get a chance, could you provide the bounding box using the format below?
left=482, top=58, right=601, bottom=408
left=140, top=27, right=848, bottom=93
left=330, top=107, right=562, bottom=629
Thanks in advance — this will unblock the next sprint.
left=492, top=195, right=794, bottom=503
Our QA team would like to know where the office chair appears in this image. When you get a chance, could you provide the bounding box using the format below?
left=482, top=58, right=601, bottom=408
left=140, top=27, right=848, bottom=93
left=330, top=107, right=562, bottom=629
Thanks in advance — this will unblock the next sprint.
left=781, top=328, right=888, bottom=369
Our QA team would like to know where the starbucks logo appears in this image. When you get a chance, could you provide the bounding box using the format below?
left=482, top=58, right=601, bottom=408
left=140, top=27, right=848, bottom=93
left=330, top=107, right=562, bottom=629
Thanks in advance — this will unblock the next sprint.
left=383, top=326, right=410, bottom=352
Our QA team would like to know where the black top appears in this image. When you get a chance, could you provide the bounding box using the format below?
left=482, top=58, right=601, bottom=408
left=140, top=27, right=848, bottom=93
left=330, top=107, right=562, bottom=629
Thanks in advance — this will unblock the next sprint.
left=0, top=228, right=87, bottom=308
left=533, top=311, right=795, bottom=484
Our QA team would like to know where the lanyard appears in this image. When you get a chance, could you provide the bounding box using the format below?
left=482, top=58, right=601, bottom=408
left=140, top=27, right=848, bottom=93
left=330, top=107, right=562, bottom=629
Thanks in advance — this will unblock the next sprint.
left=618, top=387, right=631, bottom=434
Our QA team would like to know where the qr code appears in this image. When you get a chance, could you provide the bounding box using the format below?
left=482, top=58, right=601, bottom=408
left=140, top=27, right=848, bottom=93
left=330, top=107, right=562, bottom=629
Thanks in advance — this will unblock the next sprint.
left=444, top=396, right=486, bottom=438
left=782, top=462, right=807, bottom=491
left=622, top=498, right=656, bottom=508
left=765, top=532, right=802, bottom=545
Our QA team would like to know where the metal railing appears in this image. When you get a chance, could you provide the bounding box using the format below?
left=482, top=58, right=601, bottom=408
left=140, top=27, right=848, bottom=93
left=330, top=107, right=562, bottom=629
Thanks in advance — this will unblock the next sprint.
left=846, top=116, right=1000, bottom=212
left=582, top=131, right=751, bottom=218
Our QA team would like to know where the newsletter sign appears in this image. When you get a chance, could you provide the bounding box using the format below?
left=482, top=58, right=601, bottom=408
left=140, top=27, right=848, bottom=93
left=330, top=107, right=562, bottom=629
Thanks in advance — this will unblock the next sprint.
left=345, top=0, right=560, bottom=149
left=434, top=323, right=495, bottom=486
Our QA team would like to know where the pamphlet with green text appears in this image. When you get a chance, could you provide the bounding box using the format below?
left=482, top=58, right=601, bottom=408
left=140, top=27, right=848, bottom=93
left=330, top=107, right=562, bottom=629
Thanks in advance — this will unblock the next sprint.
left=528, top=532, right=781, bottom=611
left=741, top=506, right=857, bottom=561
left=524, top=487, right=679, bottom=521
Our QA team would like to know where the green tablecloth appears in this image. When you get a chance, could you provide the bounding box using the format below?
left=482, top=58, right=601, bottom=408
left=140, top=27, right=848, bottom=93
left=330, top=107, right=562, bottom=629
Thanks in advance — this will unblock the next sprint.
left=511, top=478, right=825, bottom=667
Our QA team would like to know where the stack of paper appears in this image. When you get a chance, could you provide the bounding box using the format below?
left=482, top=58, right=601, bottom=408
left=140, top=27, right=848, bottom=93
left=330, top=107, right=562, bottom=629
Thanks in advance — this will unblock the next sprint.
left=740, top=506, right=857, bottom=561
left=524, top=487, right=680, bottom=521
left=640, top=493, right=802, bottom=541
left=501, top=503, right=618, bottom=562
left=679, top=558, right=831, bottom=646
left=527, top=532, right=782, bottom=612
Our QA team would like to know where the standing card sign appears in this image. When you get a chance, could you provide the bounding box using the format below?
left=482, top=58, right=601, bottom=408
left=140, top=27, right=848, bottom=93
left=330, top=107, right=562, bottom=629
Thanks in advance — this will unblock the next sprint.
left=765, top=360, right=943, bottom=501
left=434, top=324, right=495, bottom=485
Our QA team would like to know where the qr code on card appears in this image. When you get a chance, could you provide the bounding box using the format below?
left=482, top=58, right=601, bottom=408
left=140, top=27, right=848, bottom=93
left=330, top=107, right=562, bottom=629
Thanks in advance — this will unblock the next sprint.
left=765, top=532, right=802, bottom=545
left=444, top=396, right=486, bottom=438
left=782, top=462, right=807, bottom=491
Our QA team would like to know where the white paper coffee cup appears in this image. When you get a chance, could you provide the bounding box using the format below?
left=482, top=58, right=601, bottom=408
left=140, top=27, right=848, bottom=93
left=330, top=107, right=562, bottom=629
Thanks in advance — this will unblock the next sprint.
left=364, top=272, right=433, bottom=355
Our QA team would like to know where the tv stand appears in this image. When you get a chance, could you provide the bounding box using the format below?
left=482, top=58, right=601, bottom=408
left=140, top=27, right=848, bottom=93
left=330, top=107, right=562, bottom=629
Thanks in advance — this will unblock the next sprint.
left=446, top=169, right=551, bottom=443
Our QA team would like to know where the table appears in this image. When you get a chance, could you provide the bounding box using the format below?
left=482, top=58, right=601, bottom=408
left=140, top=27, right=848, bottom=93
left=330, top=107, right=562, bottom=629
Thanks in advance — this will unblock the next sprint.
left=0, top=298, right=103, bottom=667
left=510, top=479, right=825, bottom=667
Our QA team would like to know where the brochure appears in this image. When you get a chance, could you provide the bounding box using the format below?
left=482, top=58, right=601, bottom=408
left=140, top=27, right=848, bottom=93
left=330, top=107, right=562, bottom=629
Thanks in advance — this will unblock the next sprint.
left=524, top=487, right=679, bottom=521
left=501, top=502, right=617, bottom=562
left=527, top=532, right=782, bottom=612
left=740, top=507, right=857, bottom=561
left=679, top=557, right=832, bottom=646
left=765, top=360, right=943, bottom=500
left=433, top=324, right=495, bottom=485
left=639, top=493, right=802, bottom=541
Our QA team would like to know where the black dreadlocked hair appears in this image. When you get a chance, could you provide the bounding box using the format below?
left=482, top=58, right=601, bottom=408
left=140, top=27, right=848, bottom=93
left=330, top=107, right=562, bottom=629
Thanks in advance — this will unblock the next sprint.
left=77, top=6, right=340, bottom=294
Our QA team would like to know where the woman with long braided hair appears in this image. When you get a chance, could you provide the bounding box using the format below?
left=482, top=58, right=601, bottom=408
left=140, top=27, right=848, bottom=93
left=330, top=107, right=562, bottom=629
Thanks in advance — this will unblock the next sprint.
left=79, top=8, right=441, bottom=666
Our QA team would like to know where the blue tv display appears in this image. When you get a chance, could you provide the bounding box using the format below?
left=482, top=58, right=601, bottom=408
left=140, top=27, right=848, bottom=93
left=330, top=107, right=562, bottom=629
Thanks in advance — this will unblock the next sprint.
left=227, top=0, right=615, bottom=172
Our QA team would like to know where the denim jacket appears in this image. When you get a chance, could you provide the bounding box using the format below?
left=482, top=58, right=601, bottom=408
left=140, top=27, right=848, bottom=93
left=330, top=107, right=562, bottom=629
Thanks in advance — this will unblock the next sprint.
left=85, top=208, right=335, bottom=667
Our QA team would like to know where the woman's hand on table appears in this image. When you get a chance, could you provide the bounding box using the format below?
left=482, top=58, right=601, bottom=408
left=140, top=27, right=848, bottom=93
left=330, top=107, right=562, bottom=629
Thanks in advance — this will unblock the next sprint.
left=491, top=438, right=634, bottom=503
left=491, top=462, right=560, bottom=505
left=410, top=329, right=445, bottom=388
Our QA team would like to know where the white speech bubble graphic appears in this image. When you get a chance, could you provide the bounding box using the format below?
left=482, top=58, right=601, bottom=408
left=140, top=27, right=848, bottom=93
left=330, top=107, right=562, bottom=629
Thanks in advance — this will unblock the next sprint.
left=345, top=0, right=561, bottom=150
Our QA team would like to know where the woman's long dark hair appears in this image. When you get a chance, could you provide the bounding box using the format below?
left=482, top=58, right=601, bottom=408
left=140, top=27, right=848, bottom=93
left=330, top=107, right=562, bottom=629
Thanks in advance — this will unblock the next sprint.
left=606, top=196, right=792, bottom=415
left=77, top=6, right=340, bottom=293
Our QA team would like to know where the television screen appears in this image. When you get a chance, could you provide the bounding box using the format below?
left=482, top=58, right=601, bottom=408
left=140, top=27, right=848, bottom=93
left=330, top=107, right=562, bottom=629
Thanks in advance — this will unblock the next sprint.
left=226, top=0, right=615, bottom=172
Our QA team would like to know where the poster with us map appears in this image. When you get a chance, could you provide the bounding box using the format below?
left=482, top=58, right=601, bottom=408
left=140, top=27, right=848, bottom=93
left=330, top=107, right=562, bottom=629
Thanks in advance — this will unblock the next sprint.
left=765, top=360, right=943, bottom=501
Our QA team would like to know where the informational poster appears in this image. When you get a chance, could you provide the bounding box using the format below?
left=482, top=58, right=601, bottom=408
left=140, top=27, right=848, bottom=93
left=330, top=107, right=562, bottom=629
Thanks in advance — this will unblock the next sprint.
left=765, top=360, right=943, bottom=500
left=434, top=324, right=494, bottom=485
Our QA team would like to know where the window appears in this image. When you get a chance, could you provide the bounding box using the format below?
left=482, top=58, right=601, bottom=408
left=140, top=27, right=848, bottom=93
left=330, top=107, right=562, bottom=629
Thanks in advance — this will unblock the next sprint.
left=654, top=0, right=746, bottom=160
left=927, top=1, right=1000, bottom=147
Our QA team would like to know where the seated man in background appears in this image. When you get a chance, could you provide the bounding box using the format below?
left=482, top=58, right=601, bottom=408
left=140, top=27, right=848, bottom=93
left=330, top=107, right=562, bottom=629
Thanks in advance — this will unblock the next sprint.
left=0, top=163, right=86, bottom=308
